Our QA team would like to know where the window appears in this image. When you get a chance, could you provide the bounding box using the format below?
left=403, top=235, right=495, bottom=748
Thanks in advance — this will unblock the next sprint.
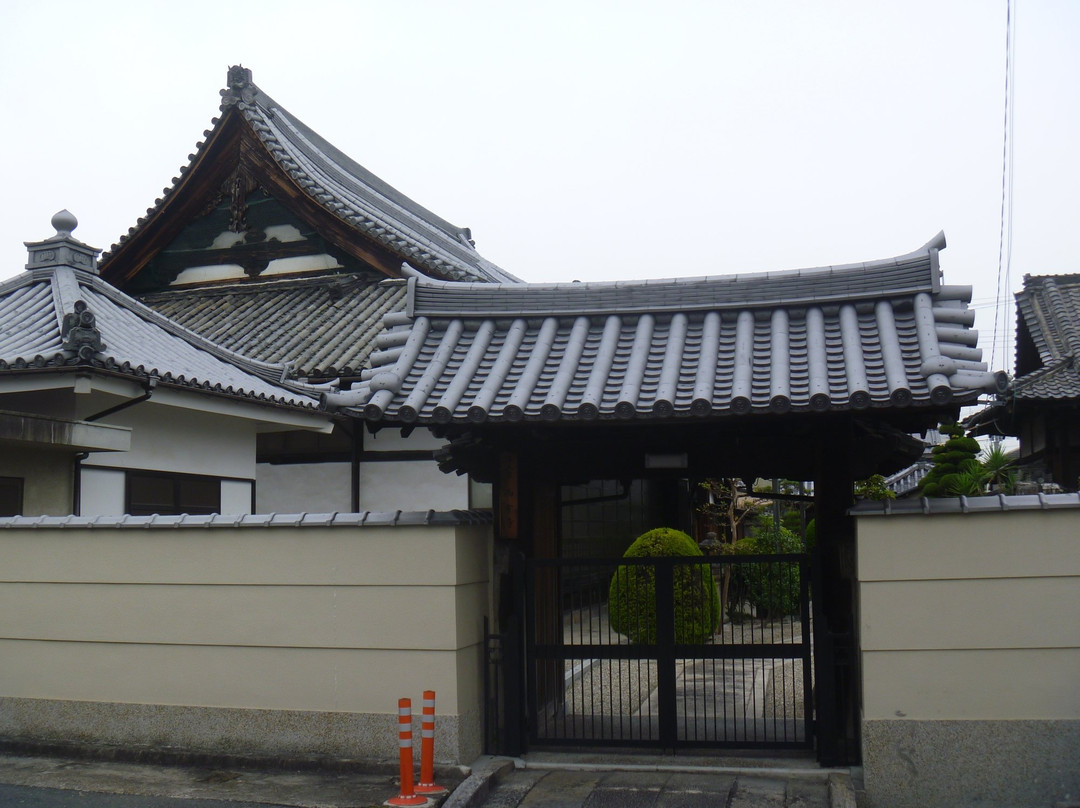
left=126, top=471, right=220, bottom=516
left=0, top=477, right=23, bottom=517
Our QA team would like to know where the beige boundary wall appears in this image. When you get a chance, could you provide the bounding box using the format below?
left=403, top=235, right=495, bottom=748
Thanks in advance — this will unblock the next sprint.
left=853, top=495, right=1080, bottom=808
left=0, top=512, right=492, bottom=765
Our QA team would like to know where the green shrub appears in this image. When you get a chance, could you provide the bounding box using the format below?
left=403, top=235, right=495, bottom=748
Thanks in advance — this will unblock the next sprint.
left=731, top=516, right=802, bottom=618
left=607, top=527, right=720, bottom=643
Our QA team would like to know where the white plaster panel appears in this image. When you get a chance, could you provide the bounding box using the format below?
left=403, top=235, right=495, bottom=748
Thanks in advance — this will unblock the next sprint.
left=469, top=479, right=493, bottom=509
left=358, top=460, right=468, bottom=511
left=221, top=479, right=253, bottom=514
left=79, top=468, right=124, bottom=516
left=255, top=463, right=350, bottom=513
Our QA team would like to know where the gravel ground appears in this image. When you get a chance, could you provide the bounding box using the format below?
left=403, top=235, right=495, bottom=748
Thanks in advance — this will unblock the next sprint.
left=552, top=607, right=813, bottom=739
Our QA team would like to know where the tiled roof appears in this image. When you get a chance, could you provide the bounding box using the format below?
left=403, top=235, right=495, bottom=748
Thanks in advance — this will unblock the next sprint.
left=99, top=66, right=517, bottom=285
left=139, top=274, right=406, bottom=381
left=0, top=510, right=493, bottom=530
left=1, top=216, right=321, bottom=410
left=1012, top=274, right=1080, bottom=401
left=325, top=233, right=1006, bottom=424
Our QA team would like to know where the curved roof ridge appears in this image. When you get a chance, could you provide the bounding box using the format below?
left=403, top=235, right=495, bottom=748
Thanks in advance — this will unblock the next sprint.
left=406, top=233, right=950, bottom=318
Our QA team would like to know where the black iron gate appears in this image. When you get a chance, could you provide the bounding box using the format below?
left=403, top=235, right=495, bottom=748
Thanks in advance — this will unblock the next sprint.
left=520, top=554, right=812, bottom=750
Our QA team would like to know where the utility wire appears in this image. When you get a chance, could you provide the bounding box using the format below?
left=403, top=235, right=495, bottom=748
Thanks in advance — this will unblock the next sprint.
left=991, top=0, right=1016, bottom=372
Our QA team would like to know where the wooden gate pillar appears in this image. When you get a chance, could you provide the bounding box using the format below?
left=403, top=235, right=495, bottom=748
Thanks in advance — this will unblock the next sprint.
left=812, top=428, right=860, bottom=766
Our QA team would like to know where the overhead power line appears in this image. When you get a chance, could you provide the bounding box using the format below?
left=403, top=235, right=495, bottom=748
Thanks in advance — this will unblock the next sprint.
left=991, top=0, right=1017, bottom=372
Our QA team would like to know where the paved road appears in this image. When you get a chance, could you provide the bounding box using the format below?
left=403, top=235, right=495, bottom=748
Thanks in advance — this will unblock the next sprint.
left=479, top=767, right=831, bottom=808
left=0, top=783, right=286, bottom=807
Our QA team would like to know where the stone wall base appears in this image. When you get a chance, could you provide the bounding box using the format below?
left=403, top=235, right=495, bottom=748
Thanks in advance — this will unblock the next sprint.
left=0, top=698, right=481, bottom=766
left=862, top=719, right=1080, bottom=808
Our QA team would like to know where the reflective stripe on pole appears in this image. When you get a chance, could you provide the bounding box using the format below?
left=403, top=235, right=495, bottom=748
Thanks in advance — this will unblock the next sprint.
left=386, top=698, right=426, bottom=806
left=415, top=690, right=446, bottom=795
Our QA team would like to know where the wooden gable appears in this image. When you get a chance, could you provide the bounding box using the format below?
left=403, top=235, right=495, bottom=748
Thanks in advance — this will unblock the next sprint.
left=100, top=110, right=409, bottom=292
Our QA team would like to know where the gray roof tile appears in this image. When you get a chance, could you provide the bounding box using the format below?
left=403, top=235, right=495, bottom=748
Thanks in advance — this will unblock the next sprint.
left=139, top=275, right=407, bottom=381
left=327, top=234, right=1005, bottom=424
left=1, top=225, right=321, bottom=410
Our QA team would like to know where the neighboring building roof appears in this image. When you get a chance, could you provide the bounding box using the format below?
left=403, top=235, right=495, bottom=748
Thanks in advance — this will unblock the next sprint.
left=99, top=66, right=517, bottom=286
left=1, top=212, right=321, bottom=411
left=326, top=233, right=1005, bottom=425
left=139, top=274, right=406, bottom=381
left=1011, top=273, right=1080, bottom=401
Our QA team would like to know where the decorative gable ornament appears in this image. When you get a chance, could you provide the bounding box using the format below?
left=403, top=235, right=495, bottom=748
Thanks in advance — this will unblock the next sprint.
left=61, top=300, right=107, bottom=361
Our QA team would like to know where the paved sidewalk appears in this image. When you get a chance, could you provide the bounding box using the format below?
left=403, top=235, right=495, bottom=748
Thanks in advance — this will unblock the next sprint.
left=0, top=750, right=857, bottom=808
left=446, top=754, right=857, bottom=808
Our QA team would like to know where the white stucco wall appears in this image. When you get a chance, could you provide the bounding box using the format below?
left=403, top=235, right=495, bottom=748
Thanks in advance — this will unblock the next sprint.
left=87, top=403, right=255, bottom=479
left=221, top=480, right=254, bottom=513
left=255, top=462, right=351, bottom=513
left=357, top=461, right=470, bottom=511
left=79, top=468, right=125, bottom=516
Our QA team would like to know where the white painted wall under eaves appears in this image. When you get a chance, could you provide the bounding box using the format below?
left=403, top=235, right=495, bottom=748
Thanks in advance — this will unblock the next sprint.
left=255, top=427, right=476, bottom=514
left=79, top=400, right=258, bottom=517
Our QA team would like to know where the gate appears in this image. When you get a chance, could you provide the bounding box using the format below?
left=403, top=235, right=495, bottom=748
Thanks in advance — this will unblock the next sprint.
left=523, top=554, right=812, bottom=749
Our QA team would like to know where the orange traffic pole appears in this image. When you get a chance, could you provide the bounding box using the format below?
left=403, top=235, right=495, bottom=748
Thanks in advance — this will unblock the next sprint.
left=386, top=698, right=426, bottom=807
left=415, top=690, right=446, bottom=795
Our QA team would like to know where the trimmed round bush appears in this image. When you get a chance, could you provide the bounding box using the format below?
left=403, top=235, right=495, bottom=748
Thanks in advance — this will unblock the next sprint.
left=607, top=527, right=720, bottom=643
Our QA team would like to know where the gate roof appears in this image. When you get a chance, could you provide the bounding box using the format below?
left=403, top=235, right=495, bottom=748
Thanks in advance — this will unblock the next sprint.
left=325, top=233, right=1004, bottom=425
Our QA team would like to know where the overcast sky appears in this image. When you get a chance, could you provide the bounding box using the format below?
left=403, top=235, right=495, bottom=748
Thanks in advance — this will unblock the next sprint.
left=1, top=1, right=1076, bottom=372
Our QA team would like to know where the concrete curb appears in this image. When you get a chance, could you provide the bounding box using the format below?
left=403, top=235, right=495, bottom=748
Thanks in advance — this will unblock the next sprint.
left=442, top=756, right=517, bottom=808
left=828, top=772, right=858, bottom=808
left=516, top=757, right=845, bottom=783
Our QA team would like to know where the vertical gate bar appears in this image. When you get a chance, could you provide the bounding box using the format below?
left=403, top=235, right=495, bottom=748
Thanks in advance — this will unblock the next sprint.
left=801, top=555, right=814, bottom=746
left=656, top=558, right=677, bottom=748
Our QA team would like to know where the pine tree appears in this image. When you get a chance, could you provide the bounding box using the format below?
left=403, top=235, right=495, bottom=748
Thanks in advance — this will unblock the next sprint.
left=918, top=422, right=983, bottom=497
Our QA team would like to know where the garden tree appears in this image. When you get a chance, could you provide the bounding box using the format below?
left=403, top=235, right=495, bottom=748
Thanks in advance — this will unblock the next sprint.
left=854, top=474, right=896, bottom=500
left=918, top=421, right=983, bottom=497
left=696, top=478, right=762, bottom=622
left=608, top=527, right=720, bottom=643
left=730, top=516, right=803, bottom=618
